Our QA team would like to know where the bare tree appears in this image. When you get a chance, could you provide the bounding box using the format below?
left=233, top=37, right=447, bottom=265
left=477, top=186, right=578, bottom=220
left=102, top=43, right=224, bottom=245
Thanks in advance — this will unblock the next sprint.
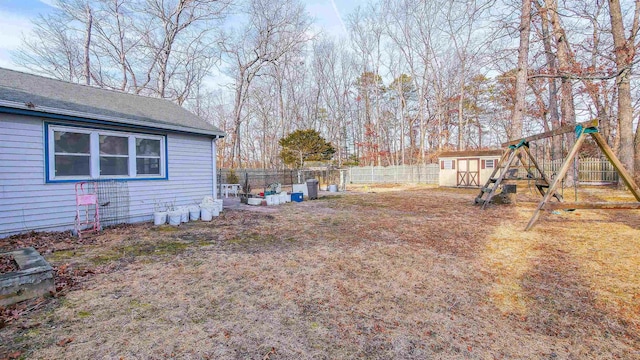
left=14, top=1, right=90, bottom=83
left=221, top=0, right=312, bottom=167
left=608, top=0, right=640, bottom=180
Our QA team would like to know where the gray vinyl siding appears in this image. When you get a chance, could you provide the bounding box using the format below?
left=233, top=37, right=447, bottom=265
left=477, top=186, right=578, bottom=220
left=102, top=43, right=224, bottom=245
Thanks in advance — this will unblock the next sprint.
left=0, top=113, right=215, bottom=238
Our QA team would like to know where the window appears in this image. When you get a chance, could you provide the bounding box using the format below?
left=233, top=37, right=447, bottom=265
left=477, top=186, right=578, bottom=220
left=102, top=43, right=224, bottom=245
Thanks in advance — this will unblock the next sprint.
left=136, top=138, right=161, bottom=175
left=485, top=159, right=495, bottom=168
left=100, top=135, right=129, bottom=176
left=53, top=131, right=91, bottom=176
left=441, top=160, right=455, bottom=170
left=47, top=125, right=166, bottom=181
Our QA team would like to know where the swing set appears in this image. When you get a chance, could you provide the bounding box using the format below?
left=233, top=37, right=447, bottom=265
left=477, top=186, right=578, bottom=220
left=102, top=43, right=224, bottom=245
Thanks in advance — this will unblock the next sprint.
left=475, top=120, right=640, bottom=230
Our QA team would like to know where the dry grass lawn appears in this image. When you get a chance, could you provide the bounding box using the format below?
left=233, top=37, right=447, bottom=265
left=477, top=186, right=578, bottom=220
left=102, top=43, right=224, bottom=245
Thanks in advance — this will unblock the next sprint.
left=1, top=185, right=639, bottom=359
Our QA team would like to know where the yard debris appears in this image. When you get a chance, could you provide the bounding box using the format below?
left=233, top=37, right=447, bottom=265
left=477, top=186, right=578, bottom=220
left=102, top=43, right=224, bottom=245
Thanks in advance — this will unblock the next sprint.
left=0, top=350, right=22, bottom=360
left=262, top=347, right=276, bottom=360
left=0, top=230, right=78, bottom=254
left=0, top=255, right=17, bottom=274
left=56, top=337, right=74, bottom=347
left=0, top=297, right=46, bottom=329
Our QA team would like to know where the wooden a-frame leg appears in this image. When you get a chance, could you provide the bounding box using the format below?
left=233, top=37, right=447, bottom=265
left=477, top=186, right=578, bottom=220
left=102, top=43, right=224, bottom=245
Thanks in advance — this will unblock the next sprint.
left=525, top=132, right=588, bottom=231
left=591, top=132, right=640, bottom=201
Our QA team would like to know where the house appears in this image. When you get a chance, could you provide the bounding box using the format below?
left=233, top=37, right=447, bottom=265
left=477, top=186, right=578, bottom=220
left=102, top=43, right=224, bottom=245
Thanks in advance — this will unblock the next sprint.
left=438, top=150, right=503, bottom=187
left=0, top=68, right=225, bottom=238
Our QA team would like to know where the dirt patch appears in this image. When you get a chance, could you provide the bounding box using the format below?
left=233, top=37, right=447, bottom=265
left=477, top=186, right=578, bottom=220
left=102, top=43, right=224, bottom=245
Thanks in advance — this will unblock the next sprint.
left=0, top=187, right=639, bottom=359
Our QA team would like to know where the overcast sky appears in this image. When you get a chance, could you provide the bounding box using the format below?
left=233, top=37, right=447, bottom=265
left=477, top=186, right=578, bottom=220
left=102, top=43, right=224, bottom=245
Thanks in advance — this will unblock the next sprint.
left=0, top=0, right=366, bottom=73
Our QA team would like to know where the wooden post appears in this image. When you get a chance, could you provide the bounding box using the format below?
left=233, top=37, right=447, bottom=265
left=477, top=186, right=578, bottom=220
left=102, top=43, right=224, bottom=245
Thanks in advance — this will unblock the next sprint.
left=525, top=131, right=588, bottom=230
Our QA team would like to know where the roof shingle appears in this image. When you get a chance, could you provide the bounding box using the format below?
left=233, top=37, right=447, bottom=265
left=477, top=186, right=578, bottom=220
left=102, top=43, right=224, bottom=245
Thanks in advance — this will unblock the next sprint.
left=0, top=67, right=224, bottom=137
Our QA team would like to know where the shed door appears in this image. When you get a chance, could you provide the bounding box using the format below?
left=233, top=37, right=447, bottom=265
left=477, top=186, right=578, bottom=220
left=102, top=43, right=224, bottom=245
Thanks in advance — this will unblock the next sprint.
left=457, top=158, right=480, bottom=187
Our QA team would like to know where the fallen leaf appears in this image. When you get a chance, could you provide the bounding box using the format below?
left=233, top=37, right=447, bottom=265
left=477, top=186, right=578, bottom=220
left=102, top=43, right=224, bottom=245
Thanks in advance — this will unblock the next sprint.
left=57, top=337, right=74, bottom=347
left=58, top=263, right=70, bottom=274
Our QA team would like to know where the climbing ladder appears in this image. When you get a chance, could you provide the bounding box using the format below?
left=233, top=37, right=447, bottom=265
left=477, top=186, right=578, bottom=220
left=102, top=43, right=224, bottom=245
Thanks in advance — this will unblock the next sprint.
left=474, top=140, right=562, bottom=209
left=474, top=146, right=518, bottom=208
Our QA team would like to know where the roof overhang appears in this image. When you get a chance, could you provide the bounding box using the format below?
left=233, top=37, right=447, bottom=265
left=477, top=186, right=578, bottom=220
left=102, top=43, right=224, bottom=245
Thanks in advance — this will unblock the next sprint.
left=438, top=150, right=503, bottom=158
left=0, top=99, right=226, bottom=138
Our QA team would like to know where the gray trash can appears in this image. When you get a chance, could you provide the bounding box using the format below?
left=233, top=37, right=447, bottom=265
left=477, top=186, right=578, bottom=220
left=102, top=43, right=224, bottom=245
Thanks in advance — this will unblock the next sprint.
left=306, top=179, right=319, bottom=200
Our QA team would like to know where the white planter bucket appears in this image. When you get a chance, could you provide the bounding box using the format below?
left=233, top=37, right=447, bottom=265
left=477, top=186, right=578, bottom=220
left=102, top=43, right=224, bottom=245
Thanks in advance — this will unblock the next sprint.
left=214, top=199, right=223, bottom=212
left=247, top=198, right=262, bottom=206
left=189, top=206, right=200, bottom=221
left=201, top=196, right=215, bottom=206
left=200, top=206, right=214, bottom=221
left=180, top=207, right=189, bottom=223
left=153, top=211, right=167, bottom=226
left=266, top=195, right=275, bottom=206
left=328, top=184, right=338, bottom=192
left=168, top=210, right=182, bottom=226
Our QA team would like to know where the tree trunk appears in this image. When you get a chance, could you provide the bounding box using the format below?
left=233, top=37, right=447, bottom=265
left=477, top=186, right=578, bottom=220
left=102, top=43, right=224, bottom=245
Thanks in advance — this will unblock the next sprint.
left=457, top=78, right=466, bottom=150
left=535, top=1, right=561, bottom=159
left=608, top=0, right=639, bottom=183
left=635, top=126, right=640, bottom=182
left=546, top=0, right=576, bottom=131
left=546, top=0, right=577, bottom=185
left=83, top=4, right=92, bottom=86
left=511, top=0, right=532, bottom=141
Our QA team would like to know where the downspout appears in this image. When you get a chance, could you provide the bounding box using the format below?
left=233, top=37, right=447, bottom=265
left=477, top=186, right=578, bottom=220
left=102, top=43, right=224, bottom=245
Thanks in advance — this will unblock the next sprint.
left=212, top=137, right=218, bottom=200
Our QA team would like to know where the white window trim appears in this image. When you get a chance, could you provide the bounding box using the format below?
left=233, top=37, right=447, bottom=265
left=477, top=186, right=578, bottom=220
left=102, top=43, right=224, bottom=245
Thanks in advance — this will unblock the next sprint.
left=48, top=125, right=166, bottom=181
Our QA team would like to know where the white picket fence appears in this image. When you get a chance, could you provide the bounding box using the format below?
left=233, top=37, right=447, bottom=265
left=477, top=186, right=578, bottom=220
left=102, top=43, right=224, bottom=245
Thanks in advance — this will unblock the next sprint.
left=348, top=164, right=440, bottom=184
left=348, top=158, right=618, bottom=185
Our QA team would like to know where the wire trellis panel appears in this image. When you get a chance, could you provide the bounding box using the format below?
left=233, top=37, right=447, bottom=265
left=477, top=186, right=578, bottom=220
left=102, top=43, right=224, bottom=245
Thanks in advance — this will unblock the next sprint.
left=96, top=180, right=130, bottom=227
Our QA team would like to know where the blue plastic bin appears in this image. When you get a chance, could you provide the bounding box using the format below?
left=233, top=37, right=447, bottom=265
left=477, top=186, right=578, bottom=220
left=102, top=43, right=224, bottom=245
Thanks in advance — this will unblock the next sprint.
left=291, top=192, right=303, bottom=202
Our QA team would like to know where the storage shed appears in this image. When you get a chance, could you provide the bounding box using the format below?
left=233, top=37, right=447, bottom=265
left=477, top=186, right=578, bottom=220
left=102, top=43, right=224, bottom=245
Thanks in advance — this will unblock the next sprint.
left=438, top=150, right=503, bottom=187
left=0, top=68, right=225, bottom=238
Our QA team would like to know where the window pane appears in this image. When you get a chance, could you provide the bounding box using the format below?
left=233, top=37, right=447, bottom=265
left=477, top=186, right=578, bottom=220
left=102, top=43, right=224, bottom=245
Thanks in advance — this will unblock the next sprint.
left=54, top=131, right=90, bottom=154
left=100, top=157, right=128, bottom=176
left=136, top=138, right=160, bottom=156
left=100, top=135, right=128, bottom=155
left=136, top=157, right=160, bottom=175
left=55, top=155, right=90, bottom=176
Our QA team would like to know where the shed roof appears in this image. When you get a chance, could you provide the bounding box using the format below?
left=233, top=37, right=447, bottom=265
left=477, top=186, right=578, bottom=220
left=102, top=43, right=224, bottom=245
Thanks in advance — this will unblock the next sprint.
left=439, top=149, right=503, bottom=158
left=0, top=67, right=224, bottom=137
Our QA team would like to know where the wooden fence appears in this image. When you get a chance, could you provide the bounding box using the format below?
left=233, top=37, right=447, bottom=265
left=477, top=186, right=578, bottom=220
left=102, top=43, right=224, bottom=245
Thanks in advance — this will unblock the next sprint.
left=515, top=158, right=619, bottom=184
